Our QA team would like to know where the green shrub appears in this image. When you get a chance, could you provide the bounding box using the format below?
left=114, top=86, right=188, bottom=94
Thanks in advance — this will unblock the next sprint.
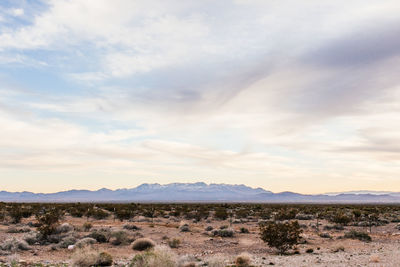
left=306, top=248, right=314, bottom=253
left=259, top=220, right=302, bottom=254
left=212, top=228, right=234, bottom=237
left=344, top=230, right=371, bottom=242
left=240, top=227, right=249, bottom=233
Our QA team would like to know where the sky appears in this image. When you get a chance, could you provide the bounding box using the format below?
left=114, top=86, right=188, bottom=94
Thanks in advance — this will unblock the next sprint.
left=0, top=0, right=400, bottom=194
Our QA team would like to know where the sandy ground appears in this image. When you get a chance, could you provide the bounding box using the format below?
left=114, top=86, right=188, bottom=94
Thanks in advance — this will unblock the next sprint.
left=1, top=215, right=400, bottom=266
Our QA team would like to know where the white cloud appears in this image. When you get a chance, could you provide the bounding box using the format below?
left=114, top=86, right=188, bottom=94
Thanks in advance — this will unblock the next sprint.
left=1, top=1, right=400, bottom=193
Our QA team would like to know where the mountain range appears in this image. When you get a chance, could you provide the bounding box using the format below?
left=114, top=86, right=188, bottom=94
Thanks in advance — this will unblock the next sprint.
left=1, top=182, right=400, bottom=203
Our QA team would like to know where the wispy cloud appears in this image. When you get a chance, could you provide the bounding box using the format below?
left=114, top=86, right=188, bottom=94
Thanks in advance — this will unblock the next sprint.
left=0, top=0, right=400, bottom=193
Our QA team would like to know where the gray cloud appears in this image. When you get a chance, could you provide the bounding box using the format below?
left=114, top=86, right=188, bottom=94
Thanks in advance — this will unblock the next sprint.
left=304, top=19, right=400, bottom=68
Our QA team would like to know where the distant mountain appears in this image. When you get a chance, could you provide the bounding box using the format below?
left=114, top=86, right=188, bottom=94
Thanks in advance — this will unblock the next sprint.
left=1, top=182, right=400, bottom=203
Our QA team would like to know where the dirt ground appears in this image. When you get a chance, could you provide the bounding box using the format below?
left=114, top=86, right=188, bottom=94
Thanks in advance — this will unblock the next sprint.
left=1, top=215, right=400, bottom=266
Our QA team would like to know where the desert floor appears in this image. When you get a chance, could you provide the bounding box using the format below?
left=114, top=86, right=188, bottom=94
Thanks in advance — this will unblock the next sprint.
left=1, top=215, right=400, bottom=266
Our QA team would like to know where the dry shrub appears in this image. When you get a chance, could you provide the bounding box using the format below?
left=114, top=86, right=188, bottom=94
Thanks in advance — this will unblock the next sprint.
left=109, top=230, right=132, bottom=246
left=23, top=232, right=39, bottom=245
left=370, top=255, right=380, bottom=263
left=235, top=253, right=251, bottom=267
left=212, top=228, right=234, bottom=237
left=205, top=255, right=227, bottom=267
left=59, top=234, right=77, bottom=248
left=75, top=237, right=97, bottom=248
left=0, top=238, right=31, bottom=252
left=6, top=226, right=31, bottom=233
left=131, top=238, right=155, bottom=251
left=56, top=223, right=74, bottom=234
left=71, top=247, right=113, bottom=267
left=130, top=245, right=176, bottom=267
left=168, top=238, right=181, bottom=248
left=83, top=222, right=92, bottom=232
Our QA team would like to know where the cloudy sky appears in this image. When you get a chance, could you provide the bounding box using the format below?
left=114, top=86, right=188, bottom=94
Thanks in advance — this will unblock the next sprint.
left=1, top=0, right=400, bottom=193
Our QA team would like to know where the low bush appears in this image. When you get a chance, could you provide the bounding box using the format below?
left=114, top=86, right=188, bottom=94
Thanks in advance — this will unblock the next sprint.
left=59, top=235, right=77, bottom=248
left=123, top=224, right=140, bottom=231
left=235, top=253, right=251, bottom=267
left=83, top=222, right=92, bottom=232
left=205, top=226, right=213, bottom=231
left=109, top=230, right=132, bottom=246
left=23, top=232, right=39, bottom=245
left=130, top=246, right=176, bottom=267
left=71, top=247, right=113, bottom=267
left=0, top=238, right=31, bottom=252
left=319, top=232, right=332, bottom=239
left=75, top=237, right=97, bottom=248
left=240, top=227, right=250, bottom=233
left=180, top=223, right=190, bottom=232
left=168, top=238, right=181, bottom=248
left=56, top=223, right=74, bottom=234
left=6, top=226, right=31, bottom=233
left=87, top=229, right=110, bottom=243
left=344, top=230, right=371, bottom=242
left=131, top=238, right=155, bottom=251
left=212, top=228, right=234, bottom=237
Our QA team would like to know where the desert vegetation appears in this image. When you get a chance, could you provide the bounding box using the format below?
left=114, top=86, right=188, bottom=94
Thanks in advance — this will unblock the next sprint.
left=0, top=202, right=400, bottom=266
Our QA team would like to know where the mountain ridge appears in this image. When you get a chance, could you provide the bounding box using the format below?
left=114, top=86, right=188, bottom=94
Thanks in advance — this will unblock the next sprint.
left=1, top=182, right=399, bottom=203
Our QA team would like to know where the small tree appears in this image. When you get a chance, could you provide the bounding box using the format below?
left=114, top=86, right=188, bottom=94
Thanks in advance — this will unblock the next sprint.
left=36, top=208, right=64, bottom=239
left=214, top=208, right=228, bottom=220
left=8, top=205, right=26, bottom=224
left=259, top=220, right=302, bottom=254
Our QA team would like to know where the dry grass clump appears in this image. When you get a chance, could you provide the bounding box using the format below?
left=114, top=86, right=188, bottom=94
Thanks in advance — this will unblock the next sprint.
left=180, top=223, right=190, bottom=232
left=123, top=224, right=140, bottom=231
left=370, top=255, right=380, bottom=263
left=344, top=230, right=371, bottom=242
left=130, top=245, right=176, bottom=267
left=109, top=230, right=132, bottom=246
left=168, top=238, right=181, bottom=248
left=0, top=238, right=31, bottom=252
left=235, top=253, right=251, bottom=267
left=131, top=238, right=156, bottom=251
left=59, top=234, right=77, bottom=248
left=332, top=246, right=345, bottom=253
left=56, top=222, right=74, bottom=234
left=23, top=232, right=39, bottom=245
left=205, top=255, right=227, bottom=267
left=6, top=226, right=31, bottom=233
left=71, top=247, right=113, bottom=267
left=82, top=222, right=92, bottom=231
left=212, top=228, right=235, bottom=237
left=75, top=237, right=97, bottom=248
